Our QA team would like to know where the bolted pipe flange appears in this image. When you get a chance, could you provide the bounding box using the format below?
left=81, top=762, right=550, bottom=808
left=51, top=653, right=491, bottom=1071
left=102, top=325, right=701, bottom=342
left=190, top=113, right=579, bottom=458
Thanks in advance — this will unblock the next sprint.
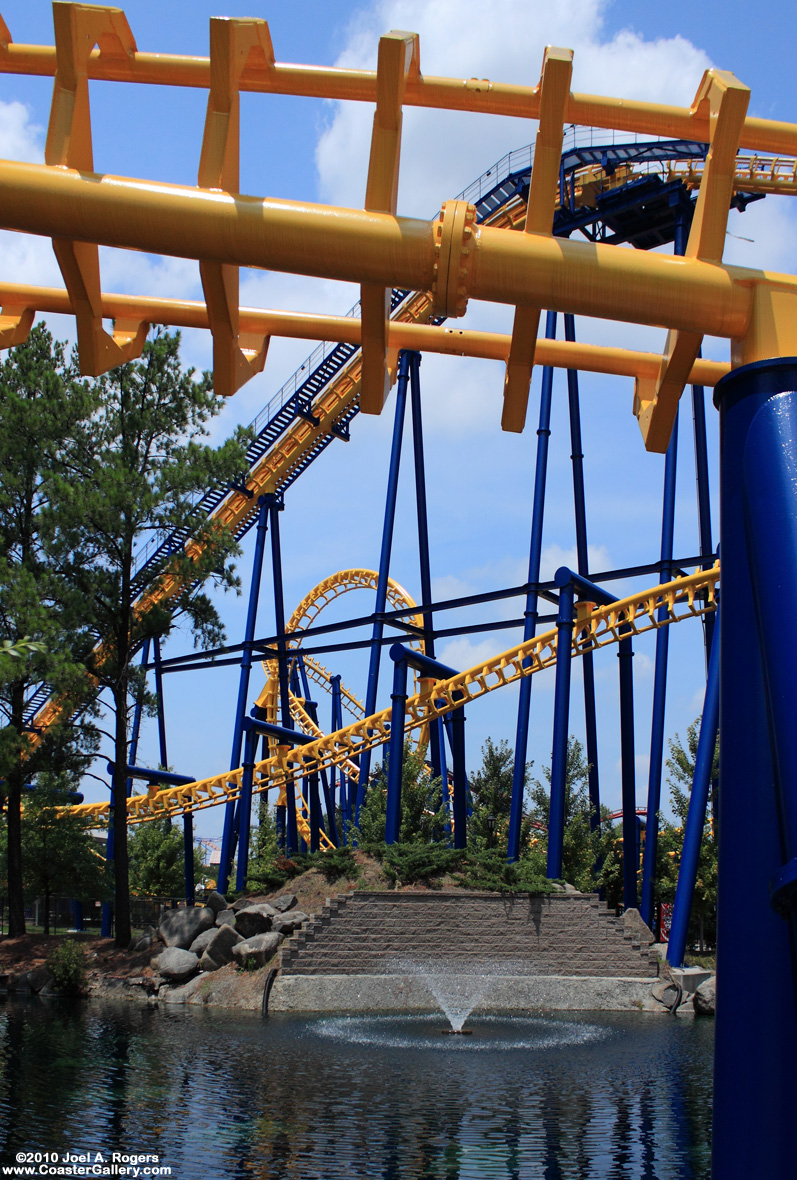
left=431, top=199, right=477, bottom=318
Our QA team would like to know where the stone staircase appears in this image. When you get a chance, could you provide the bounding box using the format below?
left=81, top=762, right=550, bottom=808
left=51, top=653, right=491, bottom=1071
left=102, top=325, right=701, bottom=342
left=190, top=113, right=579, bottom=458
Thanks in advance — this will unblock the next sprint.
left=280, top=891, right=658, bottom=978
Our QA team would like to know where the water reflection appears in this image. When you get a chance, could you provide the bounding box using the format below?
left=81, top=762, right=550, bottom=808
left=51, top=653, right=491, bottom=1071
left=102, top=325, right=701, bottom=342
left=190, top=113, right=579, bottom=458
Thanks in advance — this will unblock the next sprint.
left=0, top=1000, right=712, bottom=1178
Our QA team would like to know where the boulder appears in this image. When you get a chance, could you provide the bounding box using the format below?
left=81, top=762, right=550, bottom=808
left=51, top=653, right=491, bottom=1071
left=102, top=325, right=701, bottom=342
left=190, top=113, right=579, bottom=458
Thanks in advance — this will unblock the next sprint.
left=204, top=890, right=229, bottom=915
left=188, top=928, right=217, bottom=956
left=200, top=924, right=243, bottom=971
left=272, top=911, right=310, bottom=935
left=622, top=908, right=655, bottom=947
left=130, top=926, right=156, bottom=953
left=158, top=906, right=215, bottom=950
left=693, top=976, right=716, bottom=1016
left=156, top=947, right=199, bottom=984
left=651, top=979, right=682, bottom=1012
left=23, top=968, right=54, bottom=994
left=231, top=894, right=274, bottom=913
left=272, top=893, right=298, bottom=914
left=215, top=909, right=236, bottom=927
left=234, top=905, right=276, bottom=940
left=232, top=932, right=283, bottom=969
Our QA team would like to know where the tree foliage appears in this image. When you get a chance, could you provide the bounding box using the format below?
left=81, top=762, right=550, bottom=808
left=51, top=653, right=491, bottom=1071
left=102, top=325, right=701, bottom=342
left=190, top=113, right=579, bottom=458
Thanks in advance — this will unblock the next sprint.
left=128, top=817, right=206, bottom=898
left=45, top=329, right=250, bottom=945
left=467, top=737, right=534, bottom=852
left=0, top=325, right=99, bottom=935
left=19, top=775, right=109, bottom=934
left=355, top=744, right=447, bottom=846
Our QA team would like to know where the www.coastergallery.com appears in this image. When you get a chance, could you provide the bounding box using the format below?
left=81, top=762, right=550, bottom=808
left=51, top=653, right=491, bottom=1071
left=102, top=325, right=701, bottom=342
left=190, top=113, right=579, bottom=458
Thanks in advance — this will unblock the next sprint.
left=3, top=1153, right=170, bottom=1177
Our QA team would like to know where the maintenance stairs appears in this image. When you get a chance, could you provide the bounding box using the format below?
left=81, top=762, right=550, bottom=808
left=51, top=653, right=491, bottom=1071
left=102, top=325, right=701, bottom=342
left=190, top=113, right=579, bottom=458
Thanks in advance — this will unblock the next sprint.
left=279, top=891, right=658, bottom=978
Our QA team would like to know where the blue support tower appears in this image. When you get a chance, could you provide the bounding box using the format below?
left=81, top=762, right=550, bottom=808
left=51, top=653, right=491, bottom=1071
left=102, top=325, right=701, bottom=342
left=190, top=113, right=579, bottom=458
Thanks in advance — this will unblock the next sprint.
left=640, top=410, right=679, bottom=927
left=267, top=493, right=299, bottom=856
left=711, top=358, right=797, bottom=1178
left=508, top=311, right=557, bottom=863
left=564, top=314, right=602, bottom=833
left=356, top=351, right=411, bottom=820
left=666, top=613, right=720, bottom=968
left=219, top=496, right=270, bottom=893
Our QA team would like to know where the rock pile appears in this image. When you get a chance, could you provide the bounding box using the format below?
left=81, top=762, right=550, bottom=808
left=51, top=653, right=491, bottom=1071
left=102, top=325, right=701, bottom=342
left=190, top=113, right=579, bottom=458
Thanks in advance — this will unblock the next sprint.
left=151, top=891, right=310, bottom=991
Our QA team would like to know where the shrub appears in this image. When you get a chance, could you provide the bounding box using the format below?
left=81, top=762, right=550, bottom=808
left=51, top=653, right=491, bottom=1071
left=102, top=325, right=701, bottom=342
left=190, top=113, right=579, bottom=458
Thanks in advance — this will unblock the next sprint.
left=46, top=939, right=88, bottom=995
left=454, top=849, right=552, bottom=894
left=380, top=844, right=465, bottom=888
left=315, top=847, right=359, bottom=884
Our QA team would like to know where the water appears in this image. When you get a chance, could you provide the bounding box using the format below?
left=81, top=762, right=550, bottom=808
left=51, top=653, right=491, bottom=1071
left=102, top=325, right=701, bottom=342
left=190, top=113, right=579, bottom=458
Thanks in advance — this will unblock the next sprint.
left=0, top=997, right=713, bottom=1179
left=388, top=959, right=529, bottom=1032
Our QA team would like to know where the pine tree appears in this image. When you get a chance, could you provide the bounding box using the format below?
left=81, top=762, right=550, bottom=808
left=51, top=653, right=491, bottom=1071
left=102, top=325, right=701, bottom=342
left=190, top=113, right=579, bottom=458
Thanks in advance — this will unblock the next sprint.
left=19, top=774, right=109, bottom=935
left=45, top=329, right=250, bottom=946
left=0, top=325, right=99, bottom=936
left=529, top=736, right=610, bottom=891
left=128, top=817, right=205, bottom=898
left=468, top=737, right=534, bottom=852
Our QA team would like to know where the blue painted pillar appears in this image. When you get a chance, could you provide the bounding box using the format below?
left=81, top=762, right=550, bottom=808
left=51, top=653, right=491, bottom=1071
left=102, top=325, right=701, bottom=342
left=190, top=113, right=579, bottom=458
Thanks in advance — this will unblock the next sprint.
left=102, top=639, right=151, bottom=938
left=449, top=697, right=468, bottom=851
left=618, top=632, right=637, bottom=911
left=667, top=616, right=720, bottom=967
left=711, top=358, right=797, bottom=1180
left=235, top=728, right=257, bottom=892
left=330, top=674, right=347, bottom=842
left=219, top=497, right=269, bottom=891
left=385, top=657, right=409, bottom=845
left=408, top=351, right=442, bottom=784
left=508, top=311, right=558, bottom=862
left=564, top=313, right=602, bottom=832
left=153, top=636, right=194, bottom=906
left=267, top=493, right=299, bottom=856
left=357, top=351, right=411, bottom=820
left=547, top=578, right=575, bottom=879
left=640, top=411, right=679, bottom=927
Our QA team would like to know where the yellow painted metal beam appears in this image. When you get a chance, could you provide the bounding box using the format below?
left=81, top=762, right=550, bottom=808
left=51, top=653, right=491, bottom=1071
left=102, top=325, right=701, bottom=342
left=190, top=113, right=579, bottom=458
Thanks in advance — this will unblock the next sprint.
left=0, top=158, right=764, bottom=339
left=197, top=17, right=272, bottom=396
left=0, top=15, right=794, bottom=156
left=502, top=45, right=572, bottom=433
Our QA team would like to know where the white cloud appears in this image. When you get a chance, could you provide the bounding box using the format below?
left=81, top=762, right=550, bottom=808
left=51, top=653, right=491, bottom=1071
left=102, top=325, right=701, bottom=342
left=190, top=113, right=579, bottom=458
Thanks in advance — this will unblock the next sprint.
left=317, top=0, right=713, bottom=217
left=437, top=634, right=509, bottom=672
left=538, top=542, right=611, bottom=581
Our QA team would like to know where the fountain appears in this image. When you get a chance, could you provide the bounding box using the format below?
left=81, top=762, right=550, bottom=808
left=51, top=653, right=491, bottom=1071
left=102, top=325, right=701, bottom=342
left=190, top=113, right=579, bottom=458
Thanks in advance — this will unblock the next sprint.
left=388, top=959, right=522, bottom=1034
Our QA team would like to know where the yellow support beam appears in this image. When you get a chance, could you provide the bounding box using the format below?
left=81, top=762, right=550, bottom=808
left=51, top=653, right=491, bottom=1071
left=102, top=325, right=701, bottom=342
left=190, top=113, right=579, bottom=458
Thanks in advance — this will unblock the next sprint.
left=502, top=45, right=572, bottom=433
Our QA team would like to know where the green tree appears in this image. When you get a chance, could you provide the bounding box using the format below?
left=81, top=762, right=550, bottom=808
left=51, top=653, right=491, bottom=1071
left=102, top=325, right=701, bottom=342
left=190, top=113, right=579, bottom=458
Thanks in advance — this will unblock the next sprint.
left=20, top=774, right=109, bottom=935
left=128, top=816, right=205, bottom=898
left=658, top=718, right=719, bottom=949
left=468, top=737, right=534, bottom=852
left=46, top=329, right=250, bottom=946
left=356, top=744, right=446, bottom=845
left=529, top=736, right=609, bottom=892
left=0, top=325, right=99, bottom=936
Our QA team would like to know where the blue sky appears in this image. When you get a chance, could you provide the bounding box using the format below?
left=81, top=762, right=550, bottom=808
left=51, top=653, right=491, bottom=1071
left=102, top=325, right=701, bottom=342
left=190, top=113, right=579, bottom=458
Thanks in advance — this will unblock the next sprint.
left=1, top=0, right=795, bottom=843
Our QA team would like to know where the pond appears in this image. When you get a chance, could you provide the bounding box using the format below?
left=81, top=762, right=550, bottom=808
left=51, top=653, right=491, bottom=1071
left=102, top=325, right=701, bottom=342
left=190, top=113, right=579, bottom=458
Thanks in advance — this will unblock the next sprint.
left=0, top=998, right=713, bottom=1179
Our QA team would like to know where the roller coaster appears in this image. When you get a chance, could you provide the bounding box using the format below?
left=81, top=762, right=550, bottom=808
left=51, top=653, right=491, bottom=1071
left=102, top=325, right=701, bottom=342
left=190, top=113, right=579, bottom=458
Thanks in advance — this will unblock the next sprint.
left=1, top=7, right=797, bottom=1173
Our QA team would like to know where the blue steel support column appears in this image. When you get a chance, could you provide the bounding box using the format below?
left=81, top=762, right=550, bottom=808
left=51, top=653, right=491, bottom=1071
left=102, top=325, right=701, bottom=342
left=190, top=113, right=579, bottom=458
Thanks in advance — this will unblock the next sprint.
left=711, top=359, right=797, bottom=1180
left=385, top=657, right=409, bottom=844
left=547, top=577, right=575, bottom=879
left=564, top=314, right=602, bottom=832
left=449, top=697, right=468, bottom=851
left=692, top=375, right=716, bottom=660
left=153, top=636, right=194, bottom=905
left=618, top=632, right=637, bottom=911
left=234, top=729, right=257, bottom=892
left=102, top=640, right=150, bottom=937
left=508, top=310, right=557, bottom=862
left=218, top=497, right=270, bottom=892
left=408, top=351, right=442, bottom=781
left=267, top=493, right=299, bottom=856
left=356, top=351, right=411, bottom=820
left=330, top=674, right=348, bottom=842
left=640, top=412, right=679, bottom=927
left=667, top=617, right=720, bottom=968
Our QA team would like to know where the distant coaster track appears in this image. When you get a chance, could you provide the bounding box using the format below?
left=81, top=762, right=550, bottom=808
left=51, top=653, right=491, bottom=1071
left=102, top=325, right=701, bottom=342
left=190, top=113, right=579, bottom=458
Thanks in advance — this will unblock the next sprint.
left=66, top=563, right=719, bottom=826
